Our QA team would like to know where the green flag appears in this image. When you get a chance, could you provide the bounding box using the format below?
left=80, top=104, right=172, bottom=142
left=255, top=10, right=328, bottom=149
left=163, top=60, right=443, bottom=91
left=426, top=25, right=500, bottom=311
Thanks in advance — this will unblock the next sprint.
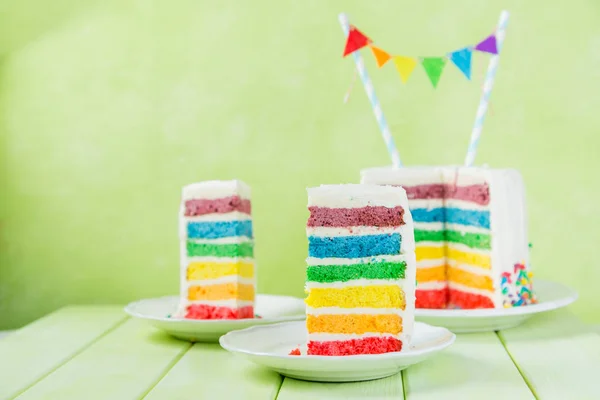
left=421, top=57, right=447, bottom=88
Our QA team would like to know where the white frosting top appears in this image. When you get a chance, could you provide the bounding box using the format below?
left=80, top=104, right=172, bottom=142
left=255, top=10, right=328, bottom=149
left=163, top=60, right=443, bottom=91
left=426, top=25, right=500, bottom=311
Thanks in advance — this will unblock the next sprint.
left=182, top=179, right=251, bottom=201
left=307, top=183, right=409, bottom=208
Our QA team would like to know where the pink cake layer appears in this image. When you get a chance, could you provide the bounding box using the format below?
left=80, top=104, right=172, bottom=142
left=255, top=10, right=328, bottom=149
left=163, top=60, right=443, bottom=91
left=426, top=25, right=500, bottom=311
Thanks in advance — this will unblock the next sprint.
left=404, top=184, right=490, bottom=205
left=185, top=304, right=254, bottom=319
left=184, top=195, right=251, bottom=217
left=307, top=206, right=405, bottom=228
left=307, top=336, right=402, bottom=356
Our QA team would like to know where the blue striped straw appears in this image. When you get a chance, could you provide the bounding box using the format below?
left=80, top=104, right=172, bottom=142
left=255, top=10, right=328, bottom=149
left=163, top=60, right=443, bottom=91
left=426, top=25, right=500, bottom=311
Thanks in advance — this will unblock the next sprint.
left=339, top=13, right=402, bottom=168
left=464, top=10, right=510, bottom=167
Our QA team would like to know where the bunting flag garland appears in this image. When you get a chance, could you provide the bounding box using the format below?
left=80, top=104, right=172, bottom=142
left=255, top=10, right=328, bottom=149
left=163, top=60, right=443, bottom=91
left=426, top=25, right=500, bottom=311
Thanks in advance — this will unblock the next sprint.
left=421, top=57, right=447, bottom=88
left=370, top=45, right=391, bottom=67
left=475, top=35, right=498, bottom=54
left=449, top=47, right=473, bottom=80
left=343, top=26, right=371, bottom=56
left=393, top=56, right=417, bottom=83
left=341, top=20, right=500, bottom=88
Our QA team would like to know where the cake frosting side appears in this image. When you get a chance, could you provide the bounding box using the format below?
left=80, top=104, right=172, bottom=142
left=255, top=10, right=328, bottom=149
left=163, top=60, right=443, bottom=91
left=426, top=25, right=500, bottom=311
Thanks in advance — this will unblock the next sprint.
left=304, top=184, right=416, bottom=355
left=176, top=179, right=256, bottom=319
left=361, top=166, right=535, bottom=309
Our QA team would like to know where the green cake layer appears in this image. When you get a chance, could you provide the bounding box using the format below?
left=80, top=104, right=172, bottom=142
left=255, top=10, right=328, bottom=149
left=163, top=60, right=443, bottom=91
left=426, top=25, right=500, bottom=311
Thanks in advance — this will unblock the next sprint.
left=415, top=230, right=491, bottom=250
left=186, top=241, right=254, bottom=258
left=306, top=261, right=406, bottom=283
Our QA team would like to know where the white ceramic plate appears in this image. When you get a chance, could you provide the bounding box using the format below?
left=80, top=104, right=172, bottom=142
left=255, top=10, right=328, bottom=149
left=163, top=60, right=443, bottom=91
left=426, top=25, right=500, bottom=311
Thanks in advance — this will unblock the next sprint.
left=124, top=294, right=306, bottom=342
left=219, top=321, right=455, bottom=382
left=415, top=279, right=578, bottom=333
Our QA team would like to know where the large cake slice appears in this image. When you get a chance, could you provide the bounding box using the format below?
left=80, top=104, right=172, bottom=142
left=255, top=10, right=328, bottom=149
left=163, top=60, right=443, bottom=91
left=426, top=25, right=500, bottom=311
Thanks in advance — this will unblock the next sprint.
left=176, top=180, right=255, bottom=319
left=304, top=184, right=416, bottom=356
left=361, top=166, right=535, bottom=309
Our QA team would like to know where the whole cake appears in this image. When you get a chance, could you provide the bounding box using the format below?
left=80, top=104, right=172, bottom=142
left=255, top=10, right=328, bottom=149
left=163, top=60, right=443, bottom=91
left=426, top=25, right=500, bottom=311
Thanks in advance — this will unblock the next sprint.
left=304, top=184, right=416, bottom=355
left=175, top=180, right=256, bottom=319
left=361, top=166, right=535, bottom=309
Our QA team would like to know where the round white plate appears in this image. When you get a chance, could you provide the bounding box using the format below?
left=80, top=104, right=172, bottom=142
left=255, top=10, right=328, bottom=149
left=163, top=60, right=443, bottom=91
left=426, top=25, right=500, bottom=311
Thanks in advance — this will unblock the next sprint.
left=415, top=279, right=578, bottom=333
left=124, top=294, right=306, bottom=342
left=219, top=321, right=455, bottom=382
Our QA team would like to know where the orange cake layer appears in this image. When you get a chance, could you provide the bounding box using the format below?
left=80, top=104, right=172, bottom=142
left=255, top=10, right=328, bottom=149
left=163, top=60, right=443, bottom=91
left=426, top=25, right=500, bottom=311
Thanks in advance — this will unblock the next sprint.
left=447, top=266, right=493, bottom=290
left=187, top=261, right=254, bottom=280
left=305, top=286, right=406, bottom=310
left=306, top=314, right=403, bottom=334
left=416, top=265, right=446, bottom=283
left=187, top=283, right=254, bottom=301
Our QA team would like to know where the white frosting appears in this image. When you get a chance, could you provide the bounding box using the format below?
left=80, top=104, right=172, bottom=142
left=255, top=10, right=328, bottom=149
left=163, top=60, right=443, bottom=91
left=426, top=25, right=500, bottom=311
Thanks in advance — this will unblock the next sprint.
left=412, top=221, right=444, bottom=231
left=307, top=225, right=401, bottom=237
left=308, top=332, right=403, bottom=341
left=306, top=254, right=407, bottom=266
left=182, top=179, right=251, bottom=201
left=447, top=259, right=492, bottom=275
left=444, top=199, right=489, bottom=212
left=184, top=256, right=254, bottom=264
left=409, top=199, right=444, bottom=210
left=415, top=281, right=447, bottom=290
left=184, top=212, right=252, bottom=222
left=361, top=166, right=529, bottom=308
left=417, top=259, right=445, bottom=268
left=183, top=299, right=254, bottom=307
left=186, top=276, right=255, bottom=286
left=446, top=243, right=491, bottom=256
left=448, top=282, right=495, bottom=300
left=307, top=183, right=409, bottom=209
left=445, top=223, right=489, bottom=234
left=306, top=307, right=405, bottom=316
left=305, top=278, right=406, bottom=289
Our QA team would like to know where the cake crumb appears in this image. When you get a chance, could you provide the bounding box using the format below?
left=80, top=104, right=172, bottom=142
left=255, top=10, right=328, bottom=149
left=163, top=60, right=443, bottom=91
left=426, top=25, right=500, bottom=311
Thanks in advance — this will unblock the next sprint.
left=289, top=348, right=301, bottom=356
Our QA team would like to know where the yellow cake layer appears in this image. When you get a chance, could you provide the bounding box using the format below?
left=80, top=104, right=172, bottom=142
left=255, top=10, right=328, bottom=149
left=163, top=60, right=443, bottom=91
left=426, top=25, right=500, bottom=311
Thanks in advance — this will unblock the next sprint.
left=416, top=265, right=446, bottom=283
left=187, top=283, right=254, bottom=301
left=416, top=246, right=445, bottom=261
left=305, top=286, right=406, bottom=310
left=447, top=248, right=491, bottom=269
left=447, top=266, right=493, bottom=290
left=306, top=313, right=403, bottom=334
left=187, top=261, right=254, bottom=280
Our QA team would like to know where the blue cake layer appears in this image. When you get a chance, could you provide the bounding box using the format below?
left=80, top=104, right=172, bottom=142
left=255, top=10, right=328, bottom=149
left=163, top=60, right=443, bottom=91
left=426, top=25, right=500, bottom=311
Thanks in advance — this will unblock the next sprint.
left=187, top=220, right=253, bottom=239
left=308, top=233, right=401, bottom=259
left=411, top=208, right=490, bottom=229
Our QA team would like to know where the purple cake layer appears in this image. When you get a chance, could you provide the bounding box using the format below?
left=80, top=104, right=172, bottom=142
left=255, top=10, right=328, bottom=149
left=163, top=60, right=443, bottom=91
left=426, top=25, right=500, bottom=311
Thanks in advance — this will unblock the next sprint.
left=445, top=184, right=490, bottom=206
left=185, top=195, right=251, bottom=216
left=403, top=184, right=490, bottom=206
left=307, top=206, right=405, bottom=228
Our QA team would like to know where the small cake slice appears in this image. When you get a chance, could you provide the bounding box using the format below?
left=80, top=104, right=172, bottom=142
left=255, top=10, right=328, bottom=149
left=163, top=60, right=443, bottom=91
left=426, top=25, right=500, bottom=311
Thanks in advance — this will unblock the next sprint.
left=304, top=184, right=416, bottom=356
left=175, top=180, right=255, bottom=319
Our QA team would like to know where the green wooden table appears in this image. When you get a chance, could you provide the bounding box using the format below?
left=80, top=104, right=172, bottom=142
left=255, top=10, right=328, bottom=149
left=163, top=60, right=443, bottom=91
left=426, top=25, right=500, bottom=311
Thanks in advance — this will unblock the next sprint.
left=1, top=307, right=598, bottom=400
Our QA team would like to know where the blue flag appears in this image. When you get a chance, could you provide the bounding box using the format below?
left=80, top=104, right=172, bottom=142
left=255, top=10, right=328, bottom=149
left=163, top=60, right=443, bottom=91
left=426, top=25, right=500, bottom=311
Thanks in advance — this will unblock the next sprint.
left=449, top=47, right=472, bottom=80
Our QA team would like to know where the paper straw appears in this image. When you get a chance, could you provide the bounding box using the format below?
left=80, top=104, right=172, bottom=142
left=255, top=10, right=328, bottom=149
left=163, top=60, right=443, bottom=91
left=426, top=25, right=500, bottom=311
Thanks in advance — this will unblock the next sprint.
left=464, top=10, right=510, bottom=167
left=338, top=13, right=402, bottom=168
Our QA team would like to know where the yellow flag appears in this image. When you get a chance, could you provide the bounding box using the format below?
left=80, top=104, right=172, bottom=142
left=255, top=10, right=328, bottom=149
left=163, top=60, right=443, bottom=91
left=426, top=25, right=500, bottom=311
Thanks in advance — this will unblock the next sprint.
left=393, top=56, right=418, bottom=83
left=369, top=45, right=391, bottom=67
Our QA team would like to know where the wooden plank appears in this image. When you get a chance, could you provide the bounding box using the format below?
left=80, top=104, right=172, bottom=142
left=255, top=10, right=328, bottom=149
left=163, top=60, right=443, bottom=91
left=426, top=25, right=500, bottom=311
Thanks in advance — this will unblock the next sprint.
left=143, top=343, right=283, bottom=400
left=15, top=318, right=191, bottom=400
left=276, top=374, right=404, bottom=400
left=0, top=306, right=126, bottom=400
left=404, top=332, right=533, bottom=399
left=498, top=309, right=600, bottom=399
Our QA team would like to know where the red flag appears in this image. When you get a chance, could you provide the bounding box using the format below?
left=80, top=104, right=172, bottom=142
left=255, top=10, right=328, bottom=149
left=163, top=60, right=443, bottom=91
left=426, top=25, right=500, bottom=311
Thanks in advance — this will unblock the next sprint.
left=343, top=26, right=371, bottom=57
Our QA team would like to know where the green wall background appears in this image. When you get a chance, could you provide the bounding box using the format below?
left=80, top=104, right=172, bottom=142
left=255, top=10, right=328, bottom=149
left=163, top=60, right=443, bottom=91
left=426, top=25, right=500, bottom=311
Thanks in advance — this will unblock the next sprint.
left=1, top=0, right=599, bottom=328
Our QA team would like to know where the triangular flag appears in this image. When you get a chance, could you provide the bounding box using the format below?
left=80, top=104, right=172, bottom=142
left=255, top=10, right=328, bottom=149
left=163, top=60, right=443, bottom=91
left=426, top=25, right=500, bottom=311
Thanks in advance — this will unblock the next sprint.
left=343, top=26, right=371, bottom=57
left=449, top=47, right=472, bottom=80
left=421, top=57, right=447, bottom=88
left=475, top=35, right=498, bottom=54
left=369, top=45, right=391, bottom=67
left=393, top=56, right=417, bottom=83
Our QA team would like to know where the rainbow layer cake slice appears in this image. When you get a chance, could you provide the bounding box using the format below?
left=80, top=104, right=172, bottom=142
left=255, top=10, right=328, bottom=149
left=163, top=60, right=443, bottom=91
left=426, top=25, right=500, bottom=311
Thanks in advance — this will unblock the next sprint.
left=304, top=184, right=416, bottom=356
left=361, top=166, right=535, bottom=309
left=175, top=180, right=255, bottom=319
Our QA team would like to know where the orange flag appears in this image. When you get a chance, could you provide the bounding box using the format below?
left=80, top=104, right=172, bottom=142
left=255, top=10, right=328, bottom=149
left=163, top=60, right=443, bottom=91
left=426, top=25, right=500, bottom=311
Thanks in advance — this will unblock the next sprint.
left=343, top=26, right=371, bottom=57
left=369, top=45, right=391, bottom=67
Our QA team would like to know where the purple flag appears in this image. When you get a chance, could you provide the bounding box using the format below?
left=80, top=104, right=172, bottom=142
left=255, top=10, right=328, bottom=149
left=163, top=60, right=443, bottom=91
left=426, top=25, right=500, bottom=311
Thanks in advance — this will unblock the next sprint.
left=475, top=35, right=498, bottom=54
